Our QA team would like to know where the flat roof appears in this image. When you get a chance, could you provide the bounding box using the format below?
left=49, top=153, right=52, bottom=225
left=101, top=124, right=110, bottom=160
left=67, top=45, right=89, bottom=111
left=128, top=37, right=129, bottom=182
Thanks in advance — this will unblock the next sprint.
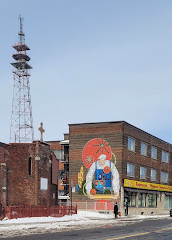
left=0, top=142, right=7, bottom=147
left=60, top=140, right=69, bottom=145
left=68, top=120, right=124, bottom=126
left=69, top=120, right=171, bottom=145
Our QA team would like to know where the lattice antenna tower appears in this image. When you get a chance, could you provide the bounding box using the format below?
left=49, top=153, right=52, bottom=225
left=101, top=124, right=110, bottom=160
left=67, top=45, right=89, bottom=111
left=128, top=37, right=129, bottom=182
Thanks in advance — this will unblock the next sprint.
left=10, top=16, right=34, bottom=143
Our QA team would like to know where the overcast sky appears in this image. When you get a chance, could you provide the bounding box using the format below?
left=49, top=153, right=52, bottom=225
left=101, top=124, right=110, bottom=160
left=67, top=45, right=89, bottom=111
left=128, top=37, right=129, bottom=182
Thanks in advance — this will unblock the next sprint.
left=1, top=0, right=172, bottom=143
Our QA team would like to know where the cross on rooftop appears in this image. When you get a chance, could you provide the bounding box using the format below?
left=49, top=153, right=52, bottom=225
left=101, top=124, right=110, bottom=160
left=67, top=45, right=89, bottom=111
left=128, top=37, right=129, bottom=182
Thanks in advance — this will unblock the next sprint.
left=38, top=122, right=45, bottom=141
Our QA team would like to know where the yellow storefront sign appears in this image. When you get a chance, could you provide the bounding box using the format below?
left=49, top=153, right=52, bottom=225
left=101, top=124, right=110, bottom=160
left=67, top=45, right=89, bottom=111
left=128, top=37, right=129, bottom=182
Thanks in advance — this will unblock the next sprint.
left=124, top=179, right=172, bottom=192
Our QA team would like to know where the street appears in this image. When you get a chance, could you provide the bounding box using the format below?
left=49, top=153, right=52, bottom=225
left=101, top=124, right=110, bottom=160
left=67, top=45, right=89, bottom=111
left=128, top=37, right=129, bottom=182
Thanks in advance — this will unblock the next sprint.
left=2, top=218, right=172, bottom=240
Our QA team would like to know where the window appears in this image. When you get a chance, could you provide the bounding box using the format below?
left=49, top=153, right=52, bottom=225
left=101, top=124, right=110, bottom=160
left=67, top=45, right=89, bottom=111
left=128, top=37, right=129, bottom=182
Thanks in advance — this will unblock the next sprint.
left=151, top=146, right=157, bottom=159
left=141, top=142, right=147, bottom=156
left=40, top=178, right=48, bottom=190
left=162, top=151, right=169, bottom=163
left=28, top=157, right=32, bottom=176
left=150, top=169, right=156, bottom=181
left=165, top=196, right=172, bottom=209
left=140, top=166, right=146, bottom=179
left=160, top=171, right=168, bottom=183
left=148, top=194, right=157, bottom=208
left=127, top=163, right=134, bottom=177
left=138, top=193, right=146, bottom=207
left=128, top=137, right=135, bottom=152
left=128, top=192, right=136, bottom=207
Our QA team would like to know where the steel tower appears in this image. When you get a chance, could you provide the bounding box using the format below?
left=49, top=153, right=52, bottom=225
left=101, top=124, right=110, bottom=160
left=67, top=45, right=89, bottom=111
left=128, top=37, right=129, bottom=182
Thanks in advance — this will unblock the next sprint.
left=10, top=16, right=34, bottom=143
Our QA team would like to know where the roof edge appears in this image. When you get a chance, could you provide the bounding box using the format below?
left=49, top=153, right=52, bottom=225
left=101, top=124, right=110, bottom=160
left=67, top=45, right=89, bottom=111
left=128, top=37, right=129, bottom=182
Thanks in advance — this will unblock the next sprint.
left=68, top=120, right=171, bottom=145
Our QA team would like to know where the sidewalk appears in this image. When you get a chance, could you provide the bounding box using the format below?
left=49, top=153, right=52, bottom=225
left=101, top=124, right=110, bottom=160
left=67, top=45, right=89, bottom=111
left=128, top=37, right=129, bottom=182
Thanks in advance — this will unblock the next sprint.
left=0, top=211, right=169, bottom=226
left=0, top=211, right=170, bottom=239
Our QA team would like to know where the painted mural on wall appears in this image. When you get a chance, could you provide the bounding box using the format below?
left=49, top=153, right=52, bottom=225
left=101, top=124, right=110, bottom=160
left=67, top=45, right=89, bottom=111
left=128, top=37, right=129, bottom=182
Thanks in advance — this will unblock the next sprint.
left=77, top=138, right=120, bottom=199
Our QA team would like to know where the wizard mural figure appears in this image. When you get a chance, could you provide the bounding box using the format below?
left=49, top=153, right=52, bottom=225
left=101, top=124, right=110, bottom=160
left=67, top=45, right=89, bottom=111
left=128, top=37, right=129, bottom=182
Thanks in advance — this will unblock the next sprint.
left=80, top=138, right=120, bottom=199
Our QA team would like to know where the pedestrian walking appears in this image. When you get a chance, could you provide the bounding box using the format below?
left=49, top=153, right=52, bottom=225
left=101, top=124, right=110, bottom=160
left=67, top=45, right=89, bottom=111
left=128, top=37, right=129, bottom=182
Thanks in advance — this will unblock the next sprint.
left=114, top=202, right=118, bottom=218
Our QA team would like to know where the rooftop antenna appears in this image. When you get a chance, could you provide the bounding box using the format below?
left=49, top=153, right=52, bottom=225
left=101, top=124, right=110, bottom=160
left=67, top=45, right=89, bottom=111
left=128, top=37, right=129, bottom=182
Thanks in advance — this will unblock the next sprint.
left=19, top=15, right=25, bottom=44
left=10, top=16, right=34, bottom=143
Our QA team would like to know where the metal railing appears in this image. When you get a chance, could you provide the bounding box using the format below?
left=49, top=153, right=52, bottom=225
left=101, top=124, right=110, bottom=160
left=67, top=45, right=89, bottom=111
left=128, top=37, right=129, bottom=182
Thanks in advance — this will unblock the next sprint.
left=4, top=205, right=77, bottom=220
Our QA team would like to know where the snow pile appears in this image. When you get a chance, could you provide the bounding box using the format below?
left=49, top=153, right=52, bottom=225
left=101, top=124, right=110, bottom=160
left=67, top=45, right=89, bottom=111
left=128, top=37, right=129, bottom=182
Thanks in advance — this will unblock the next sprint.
left=0, top=211, right=169, bottom=226
left=0, top=211, right=116, bottom=238
left=0, top=211, right=169, bottom=239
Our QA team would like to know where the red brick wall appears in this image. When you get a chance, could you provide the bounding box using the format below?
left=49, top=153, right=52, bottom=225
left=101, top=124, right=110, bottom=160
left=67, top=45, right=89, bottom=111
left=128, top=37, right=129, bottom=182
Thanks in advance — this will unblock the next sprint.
left=6, top=143, right=36, bottom=205
left=69, top=121, right=172, bottom=202
left=47, top=141, right=64, bottom=151
left=123, top=122, right=172, bottom=184
left=69, top=122, right=123, bottom=201
left=4, top=142, right=58, bottom=206
left=0, top=146, right=6, bottom=206
left=0, top=146, right=5, bottom=164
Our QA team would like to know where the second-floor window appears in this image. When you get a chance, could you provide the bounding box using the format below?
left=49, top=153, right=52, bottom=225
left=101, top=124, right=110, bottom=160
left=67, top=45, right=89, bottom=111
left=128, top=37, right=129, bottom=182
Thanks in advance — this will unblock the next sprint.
left=127, top=163, right=134, bottom=177
left=141, top=142, right=147, bottom=156
left=150, top=169, right=156, bottom=181
left=160, top=171, right=168, bottom=183
left=162, top=151, right=169, bottom=163
left=140, top=166, right=146, bottom=179
left=128, top=137, right=135, bottom=152
left=151, top=146, right=157, bottom=159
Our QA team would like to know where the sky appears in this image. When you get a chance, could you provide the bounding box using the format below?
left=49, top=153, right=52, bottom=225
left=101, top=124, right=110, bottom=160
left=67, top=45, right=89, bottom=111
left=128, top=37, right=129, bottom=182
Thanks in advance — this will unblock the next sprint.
left=1, top=0, right=172, bottom=143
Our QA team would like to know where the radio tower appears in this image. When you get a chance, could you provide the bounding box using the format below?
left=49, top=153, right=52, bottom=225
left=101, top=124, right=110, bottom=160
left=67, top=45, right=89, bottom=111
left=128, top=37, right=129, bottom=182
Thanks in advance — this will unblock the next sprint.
left=10, top=16, right=34, bottom=143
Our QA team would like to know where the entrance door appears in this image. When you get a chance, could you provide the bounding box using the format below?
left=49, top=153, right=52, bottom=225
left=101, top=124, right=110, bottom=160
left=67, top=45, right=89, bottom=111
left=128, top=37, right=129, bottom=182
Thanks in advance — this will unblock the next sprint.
left=124, top=197, right=128, bottom=216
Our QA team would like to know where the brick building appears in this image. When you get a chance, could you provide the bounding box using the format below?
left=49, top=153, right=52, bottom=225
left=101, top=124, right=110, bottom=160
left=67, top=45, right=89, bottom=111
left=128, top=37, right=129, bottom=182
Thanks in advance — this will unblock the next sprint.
left=69, top=121, right=172, bottom=216
left=47, top=134, right=70, bottom=204
left=0, top=142, right=7, bottom=208
left=0, top=141, right=59, bottom=207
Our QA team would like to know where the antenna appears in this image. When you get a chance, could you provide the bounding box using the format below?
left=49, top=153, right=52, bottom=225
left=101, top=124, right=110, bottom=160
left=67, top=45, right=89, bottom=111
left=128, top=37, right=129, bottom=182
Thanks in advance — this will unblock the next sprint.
left=10, top=16, right=34, bottom=143
left=19, top=15, right=25, bottom=44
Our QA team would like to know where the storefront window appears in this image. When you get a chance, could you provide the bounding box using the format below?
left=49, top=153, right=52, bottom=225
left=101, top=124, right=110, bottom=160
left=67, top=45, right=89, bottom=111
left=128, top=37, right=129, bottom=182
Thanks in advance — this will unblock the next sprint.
left=128, top=192, right=136, bottom=207
left=148, top=194, right=157, bottom=208
left=165, top=196, right=172, bottom=209
left=138, top=193, right=146, bottom=207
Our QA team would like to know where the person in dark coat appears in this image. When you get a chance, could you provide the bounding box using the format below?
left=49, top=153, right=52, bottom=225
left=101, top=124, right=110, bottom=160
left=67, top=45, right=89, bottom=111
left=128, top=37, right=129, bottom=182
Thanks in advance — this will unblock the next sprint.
left=114, top=202, right=118, bottom=218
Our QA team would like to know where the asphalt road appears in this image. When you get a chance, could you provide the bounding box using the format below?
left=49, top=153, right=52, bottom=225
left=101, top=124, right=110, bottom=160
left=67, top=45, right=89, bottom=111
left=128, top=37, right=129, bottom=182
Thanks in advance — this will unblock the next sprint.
left=3, top=218, right=172, bottom=240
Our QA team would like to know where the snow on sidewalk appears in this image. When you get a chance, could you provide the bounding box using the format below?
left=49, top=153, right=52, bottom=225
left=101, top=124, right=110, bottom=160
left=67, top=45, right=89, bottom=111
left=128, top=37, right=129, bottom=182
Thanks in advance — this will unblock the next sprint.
left=0, top=211, right=170, bottom=239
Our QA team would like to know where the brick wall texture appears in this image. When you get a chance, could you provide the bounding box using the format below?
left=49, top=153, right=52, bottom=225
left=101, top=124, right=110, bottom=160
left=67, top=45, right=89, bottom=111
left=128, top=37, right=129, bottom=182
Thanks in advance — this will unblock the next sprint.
left=69, top=121, right=172, bottom=202
left=0, top=141, right=58, bottom=206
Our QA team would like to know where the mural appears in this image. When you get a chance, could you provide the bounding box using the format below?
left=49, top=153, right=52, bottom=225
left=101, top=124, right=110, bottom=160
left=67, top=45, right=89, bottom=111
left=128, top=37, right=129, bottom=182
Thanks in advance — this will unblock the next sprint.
left=77, top=138, right=120, bottom=199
